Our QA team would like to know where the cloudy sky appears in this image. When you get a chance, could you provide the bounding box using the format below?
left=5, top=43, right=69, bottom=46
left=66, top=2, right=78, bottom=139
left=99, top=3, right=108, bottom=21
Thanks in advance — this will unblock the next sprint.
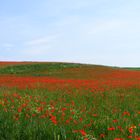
left=0, top=0, right=140, bottom=66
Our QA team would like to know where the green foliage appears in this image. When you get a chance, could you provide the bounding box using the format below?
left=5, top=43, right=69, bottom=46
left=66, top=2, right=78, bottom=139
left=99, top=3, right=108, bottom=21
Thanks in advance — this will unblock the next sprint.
left=123, top=67, right=140, bottom=70
left=0, top=63, right=81, bottom=75
left=0, top=87, right=140, bottom=139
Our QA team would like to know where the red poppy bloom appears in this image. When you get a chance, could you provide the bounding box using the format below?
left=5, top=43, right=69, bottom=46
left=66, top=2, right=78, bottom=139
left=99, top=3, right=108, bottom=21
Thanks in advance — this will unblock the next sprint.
left=79, top=130, right=87, bottom=136
left=108, top=127, right=115, bottom=131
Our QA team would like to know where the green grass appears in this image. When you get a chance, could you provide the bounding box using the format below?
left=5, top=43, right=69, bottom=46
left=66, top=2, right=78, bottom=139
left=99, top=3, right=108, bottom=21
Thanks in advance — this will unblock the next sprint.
left=0, top=87, right=140, bottom=139
left=0, top=62, right=82, bottom=75
left=122, top=67, right=140, bottom=71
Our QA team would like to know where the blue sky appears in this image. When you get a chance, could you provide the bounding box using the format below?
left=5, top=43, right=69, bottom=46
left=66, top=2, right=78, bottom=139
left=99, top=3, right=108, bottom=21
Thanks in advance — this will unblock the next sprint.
left=0, top=0, right=140, bottom=66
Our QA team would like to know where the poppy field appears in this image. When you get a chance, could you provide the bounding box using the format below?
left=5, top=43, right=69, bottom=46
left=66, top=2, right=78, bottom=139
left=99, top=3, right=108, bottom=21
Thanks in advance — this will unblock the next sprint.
left=1, top=62, right=140, bottom=140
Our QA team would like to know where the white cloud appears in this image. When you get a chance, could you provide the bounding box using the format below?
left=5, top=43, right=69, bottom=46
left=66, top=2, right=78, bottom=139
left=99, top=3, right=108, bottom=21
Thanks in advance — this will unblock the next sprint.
left=22, top=35, right=58, bottom=56
left=23, top=46, right=49, bottom=56
left=25, top=35, right=59, bottom=46
left=2, top=43, right=14, bottom=48
left=0, top=43, right=14, bottom=51
left=26, top=37, right=49, bottom=46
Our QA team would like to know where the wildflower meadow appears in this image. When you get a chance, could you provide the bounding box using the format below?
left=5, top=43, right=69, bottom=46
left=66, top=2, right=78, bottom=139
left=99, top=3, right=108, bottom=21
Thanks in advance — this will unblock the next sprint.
left=0, top=62, right=140, bottom=140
